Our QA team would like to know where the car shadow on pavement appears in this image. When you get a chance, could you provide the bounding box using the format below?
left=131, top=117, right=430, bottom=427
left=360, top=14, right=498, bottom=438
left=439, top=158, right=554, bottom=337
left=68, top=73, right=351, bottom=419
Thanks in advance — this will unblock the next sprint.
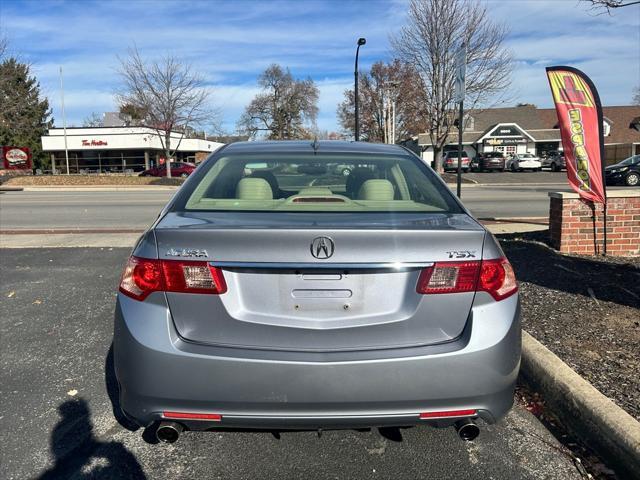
left=36, top=398, right=146, bottom=479
left=498, top=230, right=640, bottom=309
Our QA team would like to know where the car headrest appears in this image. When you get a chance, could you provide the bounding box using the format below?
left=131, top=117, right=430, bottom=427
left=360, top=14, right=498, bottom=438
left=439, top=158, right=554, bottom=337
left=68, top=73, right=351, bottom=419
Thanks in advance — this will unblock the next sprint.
left=345, top=167, right=376, bottom=198
left=358, top=179, right=394, bottom=201
left=236, top=177, right=273, bottom=200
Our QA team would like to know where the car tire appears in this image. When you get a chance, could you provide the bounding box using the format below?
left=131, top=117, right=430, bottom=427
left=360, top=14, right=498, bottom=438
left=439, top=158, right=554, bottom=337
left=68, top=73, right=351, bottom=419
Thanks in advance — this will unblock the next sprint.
left=463, top=168, right=469, bottom=173
left=626, top=172, right=640, bottom=187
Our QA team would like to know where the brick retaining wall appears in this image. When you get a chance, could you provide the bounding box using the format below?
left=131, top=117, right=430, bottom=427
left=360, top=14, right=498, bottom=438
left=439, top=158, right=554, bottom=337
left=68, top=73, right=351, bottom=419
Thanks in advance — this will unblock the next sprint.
left=549, top=190, right=640, bottom=257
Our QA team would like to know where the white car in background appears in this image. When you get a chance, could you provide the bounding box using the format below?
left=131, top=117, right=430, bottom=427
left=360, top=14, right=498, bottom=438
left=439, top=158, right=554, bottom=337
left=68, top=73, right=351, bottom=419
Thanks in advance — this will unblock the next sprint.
left=506, top=153, right=542, bottom=172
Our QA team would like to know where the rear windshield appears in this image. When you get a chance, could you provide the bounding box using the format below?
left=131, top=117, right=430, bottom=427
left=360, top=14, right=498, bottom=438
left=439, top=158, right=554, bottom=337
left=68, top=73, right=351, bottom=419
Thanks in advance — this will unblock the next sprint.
left=174, top=152, right=462, bottom=213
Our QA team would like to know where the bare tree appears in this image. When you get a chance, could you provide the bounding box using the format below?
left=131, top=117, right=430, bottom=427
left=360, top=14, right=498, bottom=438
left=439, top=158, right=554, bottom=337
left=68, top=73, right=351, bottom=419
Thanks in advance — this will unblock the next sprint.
left=633, top=86, right=640, bottom=105
left=338, top=59, right=428, bottom=143
left=392, top=0, right=513, bottom=172
left=82, top=112, right=103, bottom=127
left=237, top=64, right=319, bottom=139
left=582, top=0, right=640, bottom=13
left=0, top=35, right=7, bottom=61
left=117, top=47, right=213, bottom=177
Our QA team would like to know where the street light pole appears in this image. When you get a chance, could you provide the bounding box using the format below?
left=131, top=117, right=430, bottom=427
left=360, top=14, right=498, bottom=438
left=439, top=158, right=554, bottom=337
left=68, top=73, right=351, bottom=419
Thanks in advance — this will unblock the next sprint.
left=59, top=66, right=70, bottom=175
left=354, top=37, right=366, bottom=141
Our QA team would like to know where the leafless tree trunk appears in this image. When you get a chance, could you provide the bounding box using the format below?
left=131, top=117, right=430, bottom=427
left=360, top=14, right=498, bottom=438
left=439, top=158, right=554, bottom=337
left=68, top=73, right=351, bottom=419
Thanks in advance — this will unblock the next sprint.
left=117, top=47, right=215, bottom=178
left=392, top=0, right=513, bottom=172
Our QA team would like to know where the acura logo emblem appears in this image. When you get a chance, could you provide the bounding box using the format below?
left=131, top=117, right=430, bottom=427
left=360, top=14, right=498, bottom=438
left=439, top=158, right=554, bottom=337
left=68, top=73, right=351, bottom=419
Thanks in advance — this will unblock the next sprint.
left=310, top=236, right=335, bottom=259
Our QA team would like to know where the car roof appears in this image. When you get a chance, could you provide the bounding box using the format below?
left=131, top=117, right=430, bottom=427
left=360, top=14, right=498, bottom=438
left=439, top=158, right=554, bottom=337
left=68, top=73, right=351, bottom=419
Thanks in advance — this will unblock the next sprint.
left=221, top=140, right=408, bottom=156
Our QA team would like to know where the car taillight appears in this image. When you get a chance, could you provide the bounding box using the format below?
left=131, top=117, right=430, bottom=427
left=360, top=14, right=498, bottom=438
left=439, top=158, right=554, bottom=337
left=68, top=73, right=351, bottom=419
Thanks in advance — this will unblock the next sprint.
left=416, top=261, right=480, bottom=294
left=478, top=258, right=517, bottom=301
left=119, top=256, right=226, bottom=301
left=119, top=257, right=164, bottom=301
left=416, top=258, right=517, bottom=301
left=162, top=260, right=227, bottom=295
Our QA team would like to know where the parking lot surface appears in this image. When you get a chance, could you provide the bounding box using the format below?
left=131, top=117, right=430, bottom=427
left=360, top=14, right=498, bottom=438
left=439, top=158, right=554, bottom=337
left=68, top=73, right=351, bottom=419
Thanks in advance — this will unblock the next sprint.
left=0, top=247, right=585, bottom=479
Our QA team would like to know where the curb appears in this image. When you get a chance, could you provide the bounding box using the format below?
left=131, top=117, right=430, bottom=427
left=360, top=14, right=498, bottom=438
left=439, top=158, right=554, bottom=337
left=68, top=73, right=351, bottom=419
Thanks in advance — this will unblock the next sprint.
left=521, top=331, right=640, bottom=479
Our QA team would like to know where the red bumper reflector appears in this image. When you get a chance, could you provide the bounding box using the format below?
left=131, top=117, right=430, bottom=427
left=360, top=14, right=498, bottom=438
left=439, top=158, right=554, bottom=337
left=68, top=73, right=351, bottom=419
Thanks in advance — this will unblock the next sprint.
left=419, top=409, right=477, bottom=419
left=162, top=411, right=222, bottom=421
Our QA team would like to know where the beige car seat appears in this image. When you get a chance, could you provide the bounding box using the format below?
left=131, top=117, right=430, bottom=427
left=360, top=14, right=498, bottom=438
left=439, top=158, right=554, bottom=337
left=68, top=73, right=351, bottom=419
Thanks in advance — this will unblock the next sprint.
left=358, top=179, right=394, bottom=201
left=236, top=177, right=273, bottom=200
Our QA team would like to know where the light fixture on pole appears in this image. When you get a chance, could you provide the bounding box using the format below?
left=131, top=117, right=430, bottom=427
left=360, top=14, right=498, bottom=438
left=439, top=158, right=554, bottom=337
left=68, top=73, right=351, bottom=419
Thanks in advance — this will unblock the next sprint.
left=354, top=37, right=366, bottom=141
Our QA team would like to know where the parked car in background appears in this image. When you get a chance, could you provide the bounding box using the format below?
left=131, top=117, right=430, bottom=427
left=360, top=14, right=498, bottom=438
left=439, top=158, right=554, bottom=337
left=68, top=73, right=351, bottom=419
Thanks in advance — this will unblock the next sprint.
left=442, top=151, right=471, bottom=172
left=115, top=141, right=520, bottom=445
left=139, top=162, right=196, bottom=178
left=605, top=155, right=640, bottom=187
left=542, top=151, right=565, bottom=172
left=473, top=151, right=505, bottom=172
left=506, top=153, right=542, bottom=172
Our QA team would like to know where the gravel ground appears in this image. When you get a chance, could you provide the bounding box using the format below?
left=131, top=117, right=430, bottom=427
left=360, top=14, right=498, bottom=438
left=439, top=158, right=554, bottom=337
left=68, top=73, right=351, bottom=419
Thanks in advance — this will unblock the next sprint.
left=498, top=231, right=640, bottom=421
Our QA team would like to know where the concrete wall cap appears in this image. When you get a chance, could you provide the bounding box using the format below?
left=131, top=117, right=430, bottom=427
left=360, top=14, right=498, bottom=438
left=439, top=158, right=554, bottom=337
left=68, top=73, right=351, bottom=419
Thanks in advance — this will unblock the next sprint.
left=548, top=189, right=640, bottom=199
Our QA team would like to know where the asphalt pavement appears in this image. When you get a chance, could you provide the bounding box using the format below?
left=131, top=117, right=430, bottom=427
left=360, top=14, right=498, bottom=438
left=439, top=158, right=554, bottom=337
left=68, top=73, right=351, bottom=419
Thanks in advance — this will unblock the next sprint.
left=0, top=177, right=571, bottom=232
left=0, top=247, right=585, bottom=480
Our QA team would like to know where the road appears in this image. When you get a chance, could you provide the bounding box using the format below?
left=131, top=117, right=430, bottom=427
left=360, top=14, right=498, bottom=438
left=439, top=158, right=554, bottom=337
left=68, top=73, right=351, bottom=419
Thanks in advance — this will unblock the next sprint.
left=0, top=247, right=583, bottom=480
left=0, top=184, right=576, bottom=231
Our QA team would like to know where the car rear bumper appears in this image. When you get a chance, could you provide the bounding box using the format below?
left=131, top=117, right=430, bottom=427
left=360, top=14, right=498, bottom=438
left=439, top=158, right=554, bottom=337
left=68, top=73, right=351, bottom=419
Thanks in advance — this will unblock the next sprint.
left=114, top=293, right=520, bottom=429
left=518, top=161, right=542, bottom=169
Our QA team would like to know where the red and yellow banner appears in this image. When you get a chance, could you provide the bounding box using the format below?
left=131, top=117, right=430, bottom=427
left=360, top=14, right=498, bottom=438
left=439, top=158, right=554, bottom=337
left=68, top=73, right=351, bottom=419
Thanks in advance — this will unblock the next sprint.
left=546, top=67, right=606, bottom=204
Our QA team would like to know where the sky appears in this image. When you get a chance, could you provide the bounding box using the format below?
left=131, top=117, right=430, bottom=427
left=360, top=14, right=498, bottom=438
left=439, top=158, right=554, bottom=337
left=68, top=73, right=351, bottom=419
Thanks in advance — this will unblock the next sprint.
left=1, top=0, right=638, bottom=134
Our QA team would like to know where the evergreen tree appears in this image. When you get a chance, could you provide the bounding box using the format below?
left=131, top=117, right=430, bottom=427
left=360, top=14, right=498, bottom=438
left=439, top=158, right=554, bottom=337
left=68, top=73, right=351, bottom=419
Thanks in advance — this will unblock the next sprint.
left=0, top=58, right=52, bottom=169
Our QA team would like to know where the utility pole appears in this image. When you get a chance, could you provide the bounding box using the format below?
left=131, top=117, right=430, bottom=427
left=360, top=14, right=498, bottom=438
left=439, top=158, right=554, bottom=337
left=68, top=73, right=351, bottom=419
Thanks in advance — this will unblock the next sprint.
left=59, top=66, right=70, bottom=175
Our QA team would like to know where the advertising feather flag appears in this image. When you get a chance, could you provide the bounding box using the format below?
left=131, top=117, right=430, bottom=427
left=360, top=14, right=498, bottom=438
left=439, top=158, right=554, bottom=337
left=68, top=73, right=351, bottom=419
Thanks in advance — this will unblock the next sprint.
left=546, top=66, right=606, bottom=204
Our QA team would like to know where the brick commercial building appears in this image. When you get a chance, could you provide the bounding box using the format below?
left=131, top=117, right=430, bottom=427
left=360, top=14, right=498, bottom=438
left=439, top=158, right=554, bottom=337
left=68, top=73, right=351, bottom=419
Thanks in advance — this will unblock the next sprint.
left=412, top=104, right=640, bottom=166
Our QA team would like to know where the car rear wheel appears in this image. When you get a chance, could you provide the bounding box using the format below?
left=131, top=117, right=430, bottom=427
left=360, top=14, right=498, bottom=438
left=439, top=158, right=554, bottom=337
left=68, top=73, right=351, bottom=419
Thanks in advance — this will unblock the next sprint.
left=626, top=172, right=640, bottom=186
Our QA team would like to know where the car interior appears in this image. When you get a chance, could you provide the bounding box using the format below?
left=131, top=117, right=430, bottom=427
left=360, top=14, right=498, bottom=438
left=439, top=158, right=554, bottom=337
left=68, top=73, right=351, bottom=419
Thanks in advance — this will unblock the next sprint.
left=184, top=154, right=456, bottom=212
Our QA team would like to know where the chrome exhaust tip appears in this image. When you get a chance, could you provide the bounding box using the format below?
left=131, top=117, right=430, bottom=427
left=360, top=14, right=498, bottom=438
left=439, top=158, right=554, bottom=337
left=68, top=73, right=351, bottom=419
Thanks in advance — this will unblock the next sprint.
left=156, top=421, right=184, bottom=443
left=455, top=419, right=480, bottom=441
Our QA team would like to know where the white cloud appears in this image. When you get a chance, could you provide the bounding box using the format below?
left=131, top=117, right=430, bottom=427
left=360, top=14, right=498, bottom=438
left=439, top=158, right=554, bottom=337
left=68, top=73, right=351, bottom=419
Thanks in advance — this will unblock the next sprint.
left=4, top=0, right=637, bottom=132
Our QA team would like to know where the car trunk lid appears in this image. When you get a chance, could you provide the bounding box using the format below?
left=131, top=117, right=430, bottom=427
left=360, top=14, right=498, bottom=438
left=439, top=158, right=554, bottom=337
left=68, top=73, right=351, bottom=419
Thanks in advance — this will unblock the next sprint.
left=154, top=212, right=485, bottom=352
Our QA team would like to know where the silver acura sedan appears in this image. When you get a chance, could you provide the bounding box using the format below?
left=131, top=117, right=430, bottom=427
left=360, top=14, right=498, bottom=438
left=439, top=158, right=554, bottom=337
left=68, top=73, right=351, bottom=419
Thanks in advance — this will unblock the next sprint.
left=114, top=141, right=520, bottom=444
